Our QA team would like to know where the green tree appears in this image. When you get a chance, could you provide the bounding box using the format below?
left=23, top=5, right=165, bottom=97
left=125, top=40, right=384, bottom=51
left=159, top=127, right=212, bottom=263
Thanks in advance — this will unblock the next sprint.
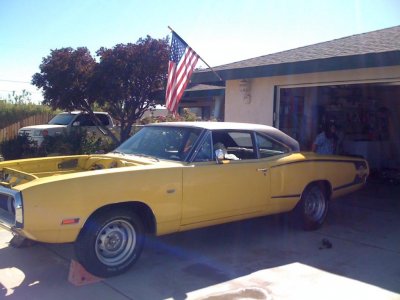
left=32, top=36, right=170, bottom=144
left=92, top=36, right=169, bottom=142
left=32, top=47, right=95, bottom=110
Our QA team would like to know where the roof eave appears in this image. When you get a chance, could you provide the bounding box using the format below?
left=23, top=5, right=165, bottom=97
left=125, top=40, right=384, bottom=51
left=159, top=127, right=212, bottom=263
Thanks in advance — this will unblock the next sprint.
left=182, top=88, right=225, bottom=98
left=191, top=50, right=400, bottom=83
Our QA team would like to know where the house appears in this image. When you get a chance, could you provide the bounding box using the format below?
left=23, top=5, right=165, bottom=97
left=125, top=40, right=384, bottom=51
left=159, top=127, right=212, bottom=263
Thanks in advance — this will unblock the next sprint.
left=189, top=25, right=400, bottom=171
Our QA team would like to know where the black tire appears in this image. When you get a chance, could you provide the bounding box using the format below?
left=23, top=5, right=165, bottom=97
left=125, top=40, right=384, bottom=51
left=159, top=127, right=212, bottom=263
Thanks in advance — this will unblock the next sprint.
left=298, top=184, right=329, bottom=231
left=74, top=209, right=145, bottom=278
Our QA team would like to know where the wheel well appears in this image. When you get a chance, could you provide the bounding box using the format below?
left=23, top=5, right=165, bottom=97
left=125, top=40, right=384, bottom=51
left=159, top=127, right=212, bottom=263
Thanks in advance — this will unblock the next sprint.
left=87, top=202, right=156, bottom=235
left=304, top=180, right=332, bottom=200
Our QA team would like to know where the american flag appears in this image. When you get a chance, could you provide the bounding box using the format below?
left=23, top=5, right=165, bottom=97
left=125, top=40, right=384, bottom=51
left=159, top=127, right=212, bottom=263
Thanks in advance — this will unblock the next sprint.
left=165, top=32, right=199, bottom=113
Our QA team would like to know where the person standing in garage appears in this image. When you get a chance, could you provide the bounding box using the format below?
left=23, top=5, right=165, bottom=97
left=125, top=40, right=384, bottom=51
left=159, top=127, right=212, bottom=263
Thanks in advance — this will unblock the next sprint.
left=312, top=122, right=338, bottom=155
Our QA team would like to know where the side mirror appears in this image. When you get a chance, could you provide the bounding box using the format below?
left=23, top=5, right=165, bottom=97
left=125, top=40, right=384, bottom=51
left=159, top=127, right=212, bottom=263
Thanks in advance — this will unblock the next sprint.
left=72, top=121, right=80, bottom=127
left=215, top=149, right=225, bottom=164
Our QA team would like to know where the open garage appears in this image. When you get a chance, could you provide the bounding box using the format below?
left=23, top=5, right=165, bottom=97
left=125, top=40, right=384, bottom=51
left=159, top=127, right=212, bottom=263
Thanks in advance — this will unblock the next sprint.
left=277, top=80, right=400, bottom=174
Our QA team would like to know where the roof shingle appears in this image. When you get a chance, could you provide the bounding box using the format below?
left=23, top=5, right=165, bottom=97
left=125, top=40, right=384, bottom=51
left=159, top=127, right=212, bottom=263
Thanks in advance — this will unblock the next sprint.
left=200, top=25, right=400, bottom=72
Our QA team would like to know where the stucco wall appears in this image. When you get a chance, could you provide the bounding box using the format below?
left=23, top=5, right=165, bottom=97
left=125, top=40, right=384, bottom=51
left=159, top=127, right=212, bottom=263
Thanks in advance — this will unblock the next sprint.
left=225, top=78, right=275, bottom=125
left=225, top=65, right=400, bottom=125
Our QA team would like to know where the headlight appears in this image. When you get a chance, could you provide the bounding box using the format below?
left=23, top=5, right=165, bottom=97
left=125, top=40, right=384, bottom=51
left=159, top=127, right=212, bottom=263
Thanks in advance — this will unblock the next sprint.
left=14, top=193, right=24, bottom=228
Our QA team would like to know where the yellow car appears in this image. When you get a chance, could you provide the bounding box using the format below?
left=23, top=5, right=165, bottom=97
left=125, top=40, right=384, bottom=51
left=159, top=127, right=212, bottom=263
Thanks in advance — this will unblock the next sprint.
left=0, top=122, right=369, bottom=277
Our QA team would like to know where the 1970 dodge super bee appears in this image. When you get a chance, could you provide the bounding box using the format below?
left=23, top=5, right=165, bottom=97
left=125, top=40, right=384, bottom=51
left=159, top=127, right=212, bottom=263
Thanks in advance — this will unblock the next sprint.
left=0, top=122, right=369, bottom=277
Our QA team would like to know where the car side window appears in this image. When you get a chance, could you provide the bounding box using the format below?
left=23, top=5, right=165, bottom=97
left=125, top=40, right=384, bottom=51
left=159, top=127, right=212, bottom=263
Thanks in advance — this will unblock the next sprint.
left=76, top=114, right=95, bottom=126
left=75, top=114, right=109, bottom=126
left=256, top=133, right=289, bottom=158
left=95, top=114, right=110, bottom=126
left=212, top=131, right=256, bottom=160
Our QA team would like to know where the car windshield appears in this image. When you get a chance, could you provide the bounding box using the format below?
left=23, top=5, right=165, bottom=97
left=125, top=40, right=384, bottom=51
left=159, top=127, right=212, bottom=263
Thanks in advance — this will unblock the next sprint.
left=114, top=126, right=202, bottom=161
left=48, top=114, right=77, bottom=125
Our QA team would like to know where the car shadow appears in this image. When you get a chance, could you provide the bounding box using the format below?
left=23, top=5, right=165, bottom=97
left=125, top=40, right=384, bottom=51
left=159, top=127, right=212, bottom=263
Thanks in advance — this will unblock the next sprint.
left=109, top=181, right=400, bottom=299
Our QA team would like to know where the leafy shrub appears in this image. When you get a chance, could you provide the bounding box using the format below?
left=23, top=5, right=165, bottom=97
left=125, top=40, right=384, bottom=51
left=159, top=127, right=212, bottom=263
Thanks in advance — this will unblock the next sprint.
left=0, top=130, right=117, bottom=160
left=0, top=135, right=38, bottom=160
left=40, top=131, right=83, bottom=156
left=80, top=132, right=116, bottom=154
left=40, top=129, right=116, bottom=156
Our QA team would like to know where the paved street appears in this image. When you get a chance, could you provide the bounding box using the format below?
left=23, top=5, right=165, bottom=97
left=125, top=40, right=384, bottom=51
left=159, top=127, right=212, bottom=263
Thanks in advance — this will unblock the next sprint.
left=1, top=181, right=399, bottom=299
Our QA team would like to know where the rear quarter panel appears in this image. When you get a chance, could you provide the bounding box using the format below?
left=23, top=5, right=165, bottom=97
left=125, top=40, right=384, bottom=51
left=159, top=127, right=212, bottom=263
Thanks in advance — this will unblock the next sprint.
left=269, top=153, right=367, bottom=211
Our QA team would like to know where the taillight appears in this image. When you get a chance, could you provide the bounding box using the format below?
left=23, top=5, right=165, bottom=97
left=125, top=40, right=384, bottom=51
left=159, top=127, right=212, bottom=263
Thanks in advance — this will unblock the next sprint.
left=41, top=130, right=49, bottom=137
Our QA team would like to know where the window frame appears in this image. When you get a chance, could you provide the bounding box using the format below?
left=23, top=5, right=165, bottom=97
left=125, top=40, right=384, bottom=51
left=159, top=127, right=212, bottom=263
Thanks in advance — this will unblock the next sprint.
left=255, top=132, right=291, bottom=158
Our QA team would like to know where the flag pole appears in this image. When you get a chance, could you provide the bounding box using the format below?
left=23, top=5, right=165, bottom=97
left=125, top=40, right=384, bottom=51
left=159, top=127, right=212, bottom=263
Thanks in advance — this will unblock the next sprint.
left=168, top=26, right=223, bottom=81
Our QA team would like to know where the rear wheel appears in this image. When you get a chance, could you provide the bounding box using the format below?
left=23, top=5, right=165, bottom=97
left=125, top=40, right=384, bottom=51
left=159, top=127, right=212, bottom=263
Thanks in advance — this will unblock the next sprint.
left=298, top=184, right=329, bottom=230
left=74, top=209, right=145, bottom=277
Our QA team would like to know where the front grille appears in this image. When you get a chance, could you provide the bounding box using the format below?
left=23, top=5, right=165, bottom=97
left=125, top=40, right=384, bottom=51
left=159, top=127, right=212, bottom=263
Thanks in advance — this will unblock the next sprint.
left=0, top=193, right=14, bottom=214
left=0, top=187, right=22, bottom=228
left=19, top=130, right=34, bottom=137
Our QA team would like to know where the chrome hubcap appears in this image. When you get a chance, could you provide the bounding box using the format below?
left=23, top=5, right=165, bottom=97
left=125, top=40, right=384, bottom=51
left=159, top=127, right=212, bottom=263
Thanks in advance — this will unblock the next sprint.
left=95, top=220, right=136, bottom=266
left=305, top=188, right=325, bottom=221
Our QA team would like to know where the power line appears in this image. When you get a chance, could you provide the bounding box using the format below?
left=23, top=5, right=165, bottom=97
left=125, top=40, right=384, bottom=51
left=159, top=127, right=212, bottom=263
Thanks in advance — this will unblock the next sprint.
left=0, top=79, right=31, bottom=84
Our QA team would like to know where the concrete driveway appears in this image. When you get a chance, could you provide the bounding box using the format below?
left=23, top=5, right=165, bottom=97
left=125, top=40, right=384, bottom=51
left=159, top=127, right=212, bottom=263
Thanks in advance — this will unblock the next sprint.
left=1, top=181, right=399, bottom=299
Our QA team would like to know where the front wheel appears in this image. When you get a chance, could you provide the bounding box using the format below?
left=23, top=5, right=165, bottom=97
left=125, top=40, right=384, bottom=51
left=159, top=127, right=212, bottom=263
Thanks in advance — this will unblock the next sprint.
left=298, top=184, right=329, bottom=230
left=74, top=209, right=145, bottom=277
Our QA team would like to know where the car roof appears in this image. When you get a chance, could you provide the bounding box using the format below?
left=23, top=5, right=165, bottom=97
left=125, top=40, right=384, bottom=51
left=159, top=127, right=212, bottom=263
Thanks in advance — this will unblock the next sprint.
left=149, top=121, right=271, bottom=131
left=148, top=122, right=300, bottom=151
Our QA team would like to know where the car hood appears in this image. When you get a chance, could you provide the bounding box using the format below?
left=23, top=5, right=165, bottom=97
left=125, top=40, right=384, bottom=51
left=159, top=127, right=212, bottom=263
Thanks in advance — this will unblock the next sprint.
left=0, top=154, right=180, bottom=190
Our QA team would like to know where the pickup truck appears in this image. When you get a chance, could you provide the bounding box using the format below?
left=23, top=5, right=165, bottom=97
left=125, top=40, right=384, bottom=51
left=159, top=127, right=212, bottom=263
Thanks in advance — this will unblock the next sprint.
left=18, top=111, right=116, bottom=146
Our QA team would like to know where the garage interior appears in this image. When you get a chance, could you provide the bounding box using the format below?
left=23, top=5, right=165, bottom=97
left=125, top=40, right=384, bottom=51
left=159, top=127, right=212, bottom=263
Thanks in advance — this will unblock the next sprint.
left=277, top=81, right=400, bottom=180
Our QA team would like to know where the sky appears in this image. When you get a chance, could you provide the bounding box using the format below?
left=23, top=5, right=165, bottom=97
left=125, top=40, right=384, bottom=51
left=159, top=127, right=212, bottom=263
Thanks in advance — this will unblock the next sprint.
left=0, top=0, right=399, bottom=103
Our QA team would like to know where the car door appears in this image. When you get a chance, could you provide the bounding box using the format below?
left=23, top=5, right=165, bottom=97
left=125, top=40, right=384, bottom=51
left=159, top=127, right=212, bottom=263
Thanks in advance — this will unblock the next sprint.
left=181, top=130, right=271, bottom=226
